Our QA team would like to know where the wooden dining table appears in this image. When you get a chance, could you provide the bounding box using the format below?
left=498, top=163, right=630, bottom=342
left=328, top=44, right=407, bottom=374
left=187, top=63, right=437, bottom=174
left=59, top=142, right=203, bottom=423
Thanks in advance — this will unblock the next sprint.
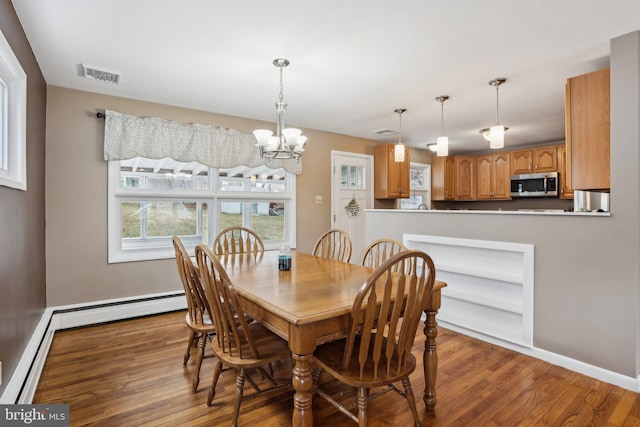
left=217, top=249, right=446, bottom=427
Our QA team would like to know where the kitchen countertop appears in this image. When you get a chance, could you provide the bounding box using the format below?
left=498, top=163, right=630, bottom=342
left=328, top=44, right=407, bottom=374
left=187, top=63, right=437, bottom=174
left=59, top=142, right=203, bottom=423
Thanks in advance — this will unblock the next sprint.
left=365, top=209, right=611, bottom=217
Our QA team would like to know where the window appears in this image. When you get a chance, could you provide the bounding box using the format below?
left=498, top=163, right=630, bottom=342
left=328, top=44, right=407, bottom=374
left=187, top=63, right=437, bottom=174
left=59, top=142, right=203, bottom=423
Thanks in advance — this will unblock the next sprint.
left=108, top=157, right=296, bottom=263
left=0, top=29, right=27, bottom=191
left=398, top=163, right=431, bottom=210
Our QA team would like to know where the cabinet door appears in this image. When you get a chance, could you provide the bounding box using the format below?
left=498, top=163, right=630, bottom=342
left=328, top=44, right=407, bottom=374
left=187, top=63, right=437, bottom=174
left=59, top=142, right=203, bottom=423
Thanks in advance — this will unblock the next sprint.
left=455, top=156, right=475, bottom=200
left=493, top=153, right=511, bottom=199
left=566, top=68, right=610, bottom=190
left=533, top=147, right=557, bottom=172
left=431, top=156, right=455, bottom=200
left=476, top=155, right=493, bottom=199
left=557, top=145, right=573, bottom=199
left=374, top=144, right=410, bottom=199
left=510, top=150, right=532, bottom=174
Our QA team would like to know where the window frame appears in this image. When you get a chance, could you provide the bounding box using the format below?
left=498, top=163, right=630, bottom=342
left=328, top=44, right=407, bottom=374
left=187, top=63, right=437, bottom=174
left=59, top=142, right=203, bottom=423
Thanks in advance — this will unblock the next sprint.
left=0, top=29, right=27, bottom=191
left=398, top=162, right=431, bottom=210
left=108, top=159, right=296, bottom=263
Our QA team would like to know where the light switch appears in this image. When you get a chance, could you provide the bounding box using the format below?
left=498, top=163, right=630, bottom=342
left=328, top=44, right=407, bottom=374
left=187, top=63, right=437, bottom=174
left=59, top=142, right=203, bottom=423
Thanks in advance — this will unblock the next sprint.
left=315, top=195, right=323, bottom=204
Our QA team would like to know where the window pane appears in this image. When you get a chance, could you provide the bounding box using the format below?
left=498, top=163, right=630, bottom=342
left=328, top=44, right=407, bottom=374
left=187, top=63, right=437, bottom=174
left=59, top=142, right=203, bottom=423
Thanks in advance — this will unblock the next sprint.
left=219, top=201, right=285, bottom=241
left=219, top=166, right=286, bottom=192
left=221, top=202, right=243, bottom=229
left=340, top=165, right=365, bottom=190
left=122, top=200, right=209, bottom=242
left=119, top=157, right=209, bottom=191
left=410, top=168, right=424, bottom=189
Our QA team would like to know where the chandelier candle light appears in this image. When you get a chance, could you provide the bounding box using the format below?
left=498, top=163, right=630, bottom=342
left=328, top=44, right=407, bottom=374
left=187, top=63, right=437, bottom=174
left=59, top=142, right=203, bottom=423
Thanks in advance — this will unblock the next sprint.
left=253, top=58, right=307, bottom=160
left=394, top=108, right=407, bottom=162
left=435, top=95, right=449, bottom=156
left=480, top=78, right=508, bottom=149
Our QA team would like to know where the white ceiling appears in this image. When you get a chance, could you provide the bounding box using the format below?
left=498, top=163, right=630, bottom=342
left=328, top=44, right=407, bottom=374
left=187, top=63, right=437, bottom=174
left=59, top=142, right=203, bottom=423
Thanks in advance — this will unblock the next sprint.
left=10, top=0, right=640, bottom=154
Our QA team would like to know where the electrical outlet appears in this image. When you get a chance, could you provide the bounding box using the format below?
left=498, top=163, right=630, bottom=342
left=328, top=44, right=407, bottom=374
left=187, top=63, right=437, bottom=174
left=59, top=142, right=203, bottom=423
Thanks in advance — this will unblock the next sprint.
left=315, top=195, right=323, bottom=204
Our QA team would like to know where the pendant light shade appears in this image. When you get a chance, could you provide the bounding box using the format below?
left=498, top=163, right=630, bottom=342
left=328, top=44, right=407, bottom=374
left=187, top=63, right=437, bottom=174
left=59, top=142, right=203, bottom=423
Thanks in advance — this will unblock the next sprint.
left=480, top=78, right=507, bottom=149
left=435, top=96, right=449, bottom=156
left=394, top=108, right=406, bottom=162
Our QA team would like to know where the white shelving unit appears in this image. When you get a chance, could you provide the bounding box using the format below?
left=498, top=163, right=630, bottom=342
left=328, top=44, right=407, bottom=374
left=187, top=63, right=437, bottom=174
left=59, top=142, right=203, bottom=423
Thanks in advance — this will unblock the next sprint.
left=404, top=234, right=534, bottom=348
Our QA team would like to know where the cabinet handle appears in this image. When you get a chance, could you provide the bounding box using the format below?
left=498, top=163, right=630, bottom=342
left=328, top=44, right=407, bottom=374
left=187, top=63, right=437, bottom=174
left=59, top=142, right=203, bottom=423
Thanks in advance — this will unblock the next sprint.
left=535, top=164, right=538, bottom=170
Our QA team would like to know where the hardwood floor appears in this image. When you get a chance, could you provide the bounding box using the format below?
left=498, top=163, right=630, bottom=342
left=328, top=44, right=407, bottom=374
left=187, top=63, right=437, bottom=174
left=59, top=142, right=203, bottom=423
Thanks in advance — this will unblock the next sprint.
left=34, top=310, right=640, bottom=426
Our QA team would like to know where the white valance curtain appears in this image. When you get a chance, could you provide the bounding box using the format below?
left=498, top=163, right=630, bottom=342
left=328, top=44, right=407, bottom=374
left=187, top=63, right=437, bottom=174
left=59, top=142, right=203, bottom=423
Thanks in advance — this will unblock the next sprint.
left=102, top=110, right=302, bottom=174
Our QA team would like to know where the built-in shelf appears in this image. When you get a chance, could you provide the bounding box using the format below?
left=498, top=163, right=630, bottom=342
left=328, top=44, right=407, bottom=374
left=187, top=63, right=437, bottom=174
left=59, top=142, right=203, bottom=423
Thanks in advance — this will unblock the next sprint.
left=404, top=234, right=534, bottom=348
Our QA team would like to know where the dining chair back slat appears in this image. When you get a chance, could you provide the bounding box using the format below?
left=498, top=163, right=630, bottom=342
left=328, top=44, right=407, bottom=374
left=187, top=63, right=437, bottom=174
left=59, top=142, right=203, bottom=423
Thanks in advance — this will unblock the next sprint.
left=213, top=226, right=264, bottom=256
left=360, top=238, right=408, bottom=270
left=312, top=229, right=352, bottom=263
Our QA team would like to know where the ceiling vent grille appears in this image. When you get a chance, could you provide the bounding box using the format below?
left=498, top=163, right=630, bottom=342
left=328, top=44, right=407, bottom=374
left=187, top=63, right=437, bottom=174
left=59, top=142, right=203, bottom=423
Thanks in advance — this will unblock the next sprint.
left=373, top=129, right=397, bottom=136
left=82, top=64, right=121, bottom=84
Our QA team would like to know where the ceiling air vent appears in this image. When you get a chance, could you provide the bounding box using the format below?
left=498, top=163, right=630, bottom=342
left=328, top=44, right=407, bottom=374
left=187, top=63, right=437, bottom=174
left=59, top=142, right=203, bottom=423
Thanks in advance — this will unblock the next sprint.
left=82, top=64, right=121, bottom=84
left=373, top=129, right=397, bottom=136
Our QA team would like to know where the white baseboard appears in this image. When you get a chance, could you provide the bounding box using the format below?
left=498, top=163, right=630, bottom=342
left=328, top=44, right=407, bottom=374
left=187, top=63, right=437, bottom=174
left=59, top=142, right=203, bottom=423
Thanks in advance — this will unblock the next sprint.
left=2, top=294, right=637, bottom=405
left=0, top=291, right=187, bottom=404
left=439, top=321, right=640, bottom=393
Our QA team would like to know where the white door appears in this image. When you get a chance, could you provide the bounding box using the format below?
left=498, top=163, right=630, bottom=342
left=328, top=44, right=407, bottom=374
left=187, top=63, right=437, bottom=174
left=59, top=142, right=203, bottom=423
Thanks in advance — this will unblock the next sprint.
left=331, top=151, right=374, bottom=264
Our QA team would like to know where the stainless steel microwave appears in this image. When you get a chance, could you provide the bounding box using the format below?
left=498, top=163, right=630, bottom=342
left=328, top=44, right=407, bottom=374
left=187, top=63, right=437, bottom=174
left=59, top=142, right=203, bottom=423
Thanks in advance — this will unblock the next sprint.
left=510, top=172, right=559, bottom=197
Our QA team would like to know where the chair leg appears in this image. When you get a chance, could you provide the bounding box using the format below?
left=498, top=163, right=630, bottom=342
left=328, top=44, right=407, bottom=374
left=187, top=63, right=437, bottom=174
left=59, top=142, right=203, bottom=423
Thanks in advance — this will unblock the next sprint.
left=207, top=358, right=223, bottom=406
left=184, top=331, right=197, bottom=366
left=357, top=387, right=368, bottom=426
left=192, top=333, right=207, bottom=393
left=231, top=368, right=247, bottom=427
left=402, top=377, right=422, bottom=427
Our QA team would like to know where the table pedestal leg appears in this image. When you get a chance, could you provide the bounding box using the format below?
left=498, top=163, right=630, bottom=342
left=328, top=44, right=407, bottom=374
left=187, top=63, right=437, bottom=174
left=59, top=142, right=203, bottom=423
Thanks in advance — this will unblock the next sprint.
left=423, top=307, right=439, bottom=411
left=292, top=352, right=314, bottom=426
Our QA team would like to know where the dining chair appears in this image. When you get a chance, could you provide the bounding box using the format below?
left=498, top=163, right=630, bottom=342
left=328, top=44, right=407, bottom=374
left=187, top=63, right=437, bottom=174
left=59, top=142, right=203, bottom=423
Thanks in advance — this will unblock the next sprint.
left=360, top=238, right=408, bottom=269
left=172, top=236, right=216, bottom=393
left=212, top=226, right=264, bottom=256
left=312, top=228, right=352, bottom=263
left=312, top=250, right=436, bottom=427
left=195, top=243, right=292, bottom=425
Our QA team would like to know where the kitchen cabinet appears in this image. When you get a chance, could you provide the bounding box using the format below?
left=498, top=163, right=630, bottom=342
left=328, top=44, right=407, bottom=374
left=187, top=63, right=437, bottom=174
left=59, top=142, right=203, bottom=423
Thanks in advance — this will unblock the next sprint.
left=431, top=155, right=455, bottom=201
left=476, top=153, right=511, bottom=200
left=557, top=145, right=573, bottom=199
left=510, top=147, right=557, bottom=174
left=374, top=144, right=410, bottom=199
left=565, top=68, right=610, bottom=190
left=454, top=156, right=476, bottom=200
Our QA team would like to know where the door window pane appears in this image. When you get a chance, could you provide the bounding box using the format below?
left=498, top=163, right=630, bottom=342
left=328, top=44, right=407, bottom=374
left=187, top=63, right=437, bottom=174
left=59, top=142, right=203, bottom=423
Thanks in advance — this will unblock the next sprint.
left=340, top=165, right=365, bottom=190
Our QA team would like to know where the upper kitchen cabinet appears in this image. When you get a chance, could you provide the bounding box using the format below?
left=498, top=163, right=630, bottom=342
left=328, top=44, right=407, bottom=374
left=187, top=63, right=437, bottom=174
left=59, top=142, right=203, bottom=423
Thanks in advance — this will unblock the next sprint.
left=510, top=147, right=557, bottom=174
left=565, top=68, right=610, bottom=190
left=476, top=153, right=511, bottom=200
left=431, top=155, right=455, bottom=201
left=454, top=156, right=476, bottom=200
left=374, top=144, right=410, bottom=199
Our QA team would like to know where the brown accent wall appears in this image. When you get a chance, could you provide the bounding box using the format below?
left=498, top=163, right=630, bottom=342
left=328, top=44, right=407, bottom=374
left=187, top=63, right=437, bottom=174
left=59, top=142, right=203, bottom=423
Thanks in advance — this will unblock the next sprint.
left=0, top=1, right=47, bottom=398
left=45, top=87, right=393, bottom=306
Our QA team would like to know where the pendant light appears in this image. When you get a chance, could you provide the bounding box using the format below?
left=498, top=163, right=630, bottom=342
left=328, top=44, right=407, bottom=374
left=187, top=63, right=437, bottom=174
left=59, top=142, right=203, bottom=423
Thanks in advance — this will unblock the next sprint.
left=479, top=78, right=508, bottom=149
left=435, top=95, right=449, bottom=156
left=394, top=108, right=406, bottom=162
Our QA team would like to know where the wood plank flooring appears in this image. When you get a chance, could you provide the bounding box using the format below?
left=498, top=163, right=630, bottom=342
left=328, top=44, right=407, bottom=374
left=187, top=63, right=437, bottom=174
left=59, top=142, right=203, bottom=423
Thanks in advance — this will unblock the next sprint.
left=33, top=310, right=640, bottom=426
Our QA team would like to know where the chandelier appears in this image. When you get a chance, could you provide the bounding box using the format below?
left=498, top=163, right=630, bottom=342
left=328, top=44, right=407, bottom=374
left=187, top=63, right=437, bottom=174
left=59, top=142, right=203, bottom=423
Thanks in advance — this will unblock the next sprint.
left=253, top=58, right=307, bottom=160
